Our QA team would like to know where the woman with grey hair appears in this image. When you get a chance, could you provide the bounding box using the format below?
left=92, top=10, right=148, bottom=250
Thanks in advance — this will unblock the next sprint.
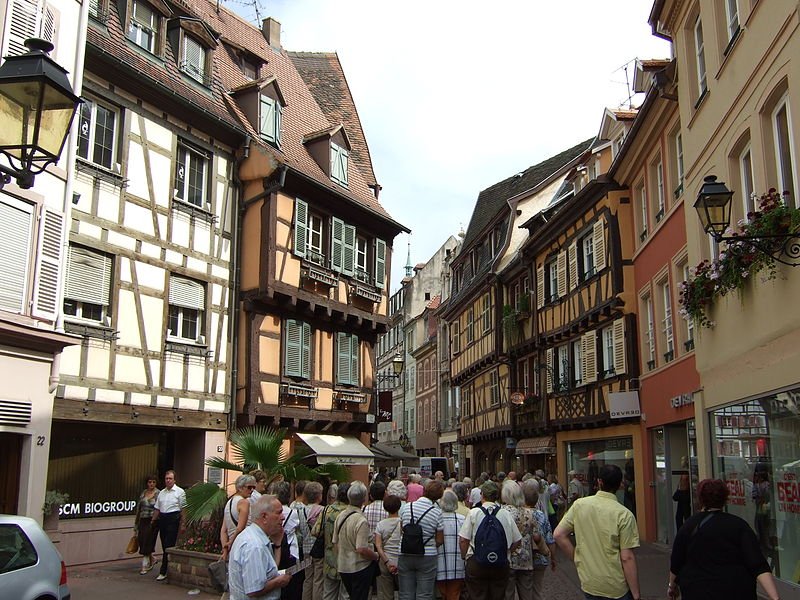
left=269, top=480, right=300, bottom=562
left=436, top=490, right=465, bottom=600
left=386, top=479, right=407, bottom=502
left=501, top=479, right=540, bottom=600
left=521, top=480, right=556, bottom=600
left=221, top=474, right=256, bottom=560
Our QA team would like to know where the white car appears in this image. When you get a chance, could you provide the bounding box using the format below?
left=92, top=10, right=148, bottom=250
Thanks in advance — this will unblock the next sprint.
left=0, top=515, right=70, bottom=600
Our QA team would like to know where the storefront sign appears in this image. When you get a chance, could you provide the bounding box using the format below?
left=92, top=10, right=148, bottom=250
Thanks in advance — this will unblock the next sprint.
left=59, top=500, right=137, bottom=517
left=670, top=393, right=694, bottom=408
left=378, top=391, right=393, bottom=423
left=777, top=472, right=800, bottom=514
left=725, top=476, right=747, bottom=506
left=609, top=391, right=641, bottom=419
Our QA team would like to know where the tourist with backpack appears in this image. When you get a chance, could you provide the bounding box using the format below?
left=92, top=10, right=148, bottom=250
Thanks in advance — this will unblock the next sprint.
left=458, top=481, right=522, bottom=600
left=398, top=479, right=445, bottom=600
left=332, top=482, right=379, bottom=600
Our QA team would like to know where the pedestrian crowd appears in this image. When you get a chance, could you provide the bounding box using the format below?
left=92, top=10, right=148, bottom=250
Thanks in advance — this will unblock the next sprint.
left=134, top=466, right=782, bottom=600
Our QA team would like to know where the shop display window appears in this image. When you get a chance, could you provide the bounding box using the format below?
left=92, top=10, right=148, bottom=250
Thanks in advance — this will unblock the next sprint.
left=565, top=436, right=636, bottom=517
left=710, top=392, right=800, bottom=585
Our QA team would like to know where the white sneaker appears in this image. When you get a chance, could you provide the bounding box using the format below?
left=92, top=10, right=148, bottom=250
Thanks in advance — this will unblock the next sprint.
left=156, top=574, right=167, bottom=581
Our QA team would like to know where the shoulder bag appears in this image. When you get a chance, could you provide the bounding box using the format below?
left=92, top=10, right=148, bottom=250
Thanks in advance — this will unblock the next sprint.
left=309, top=506, right=328, bottom=559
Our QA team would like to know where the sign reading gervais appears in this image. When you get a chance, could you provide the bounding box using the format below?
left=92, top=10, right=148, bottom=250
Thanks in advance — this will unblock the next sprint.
left=608, top=391, right=641, bottom=419
left=59, top=499, right=137, bottom=517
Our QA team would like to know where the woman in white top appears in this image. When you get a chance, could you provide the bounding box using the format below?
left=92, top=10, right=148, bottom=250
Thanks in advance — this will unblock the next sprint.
left=375, top=494, right=402, bottom=600
left=221, top=474, right=255, bottom=560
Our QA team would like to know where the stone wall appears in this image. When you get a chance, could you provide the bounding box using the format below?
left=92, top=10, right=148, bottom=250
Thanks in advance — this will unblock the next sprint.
left=166, top=548, right=222, bottom=594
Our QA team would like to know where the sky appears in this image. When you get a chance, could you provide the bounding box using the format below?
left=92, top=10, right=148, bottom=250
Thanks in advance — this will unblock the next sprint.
left=228, top=1, right=671, bottom=291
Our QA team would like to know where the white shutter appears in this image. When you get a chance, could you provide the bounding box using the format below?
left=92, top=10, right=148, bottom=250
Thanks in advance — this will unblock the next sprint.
left=546, top=348, right=553, bottom=393
left=594, top=219, right=607, bottom=271
left=613, top=317, right=626, bottom=375
left=5, top=0, right=41, bottom=57
left=583, top=331, right=598, bottom=384
left=41, top=4, right=56, bottom=45
left=169, top=277, right=205, bottom=310
left=65, top=246, right=112, bottom=305
left=260, top=96, right=276, bottom=143
left=31, top=207, right=64, bottom=320
left=568, top=242, right=578, bottom=291
left=556, top=250, right=567, bottom=298
left=0, top=198, right=34, bottom=313
left=536, top=265, right=544, bottom=309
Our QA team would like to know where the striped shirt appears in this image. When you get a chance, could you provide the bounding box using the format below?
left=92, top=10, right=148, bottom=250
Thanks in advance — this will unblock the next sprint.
left=436, top=512, right=465, bottom=581
left=228, top=523, right=280, bottom=600
left=399, top=497, right=443, bottom=557
left=363, top=500, right=388, bottom=534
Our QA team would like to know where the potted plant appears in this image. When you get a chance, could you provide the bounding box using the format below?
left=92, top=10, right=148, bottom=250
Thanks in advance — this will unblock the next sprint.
left=42, top=490, right=69, bottom=531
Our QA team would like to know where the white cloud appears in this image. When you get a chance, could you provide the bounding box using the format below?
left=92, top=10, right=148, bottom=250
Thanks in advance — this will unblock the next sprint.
left=231, top=0, right=670, bottom=289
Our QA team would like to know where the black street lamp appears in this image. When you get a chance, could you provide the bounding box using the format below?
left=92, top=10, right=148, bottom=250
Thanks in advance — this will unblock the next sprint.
left=0, top=38, right=81, bottom=189
left=694, top=175, right=800, bottom=266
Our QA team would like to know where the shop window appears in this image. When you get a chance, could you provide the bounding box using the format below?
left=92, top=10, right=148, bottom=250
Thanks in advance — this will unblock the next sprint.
left=565, top=437, right=636, bottom=516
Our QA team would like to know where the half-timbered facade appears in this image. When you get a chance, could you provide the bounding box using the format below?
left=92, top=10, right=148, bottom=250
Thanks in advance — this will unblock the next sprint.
left=445, top=142, right=589, bottom=478
left=50, top=0, right=246, bottom=563
left=412, top=297, right=439, bottom=456
left=0, top=0, right=84, bottom=523
left=522, top=135, right=645, bottom=529
left=228, top=21, right=407, bottom=482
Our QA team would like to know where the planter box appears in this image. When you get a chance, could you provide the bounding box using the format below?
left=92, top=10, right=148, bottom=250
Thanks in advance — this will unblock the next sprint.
left=166, top=547, right=222, bottom=594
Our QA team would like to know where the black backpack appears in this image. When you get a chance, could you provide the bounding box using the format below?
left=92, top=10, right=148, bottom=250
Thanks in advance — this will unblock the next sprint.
left=400, top=503, right=435, bottom=555
left=472, top=505, right=508, bottom=566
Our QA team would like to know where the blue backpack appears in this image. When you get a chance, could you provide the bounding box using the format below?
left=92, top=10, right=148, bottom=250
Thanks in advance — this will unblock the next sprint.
left=473, top=505, right=508, bottom=566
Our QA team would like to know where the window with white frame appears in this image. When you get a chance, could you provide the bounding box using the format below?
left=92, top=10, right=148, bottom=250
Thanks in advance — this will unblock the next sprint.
left=284, top=319, right=311, bottom=379
left=682, top=263, right=695, bottom=349
left=336, top=332, right=359, bottom=386
left=481, top=293, right=491, bottom=332
left=581, top=233, right=595, bottom=280
left=128, top=0, right=158, bottom=53
left=330, top=142, right=349, bottom=187
left=772, top=94, right=797, bottom=205
left=657, top=280, right=674, bottom=363
left=0, top=196, right=34, bottom=314
left=724, top=0, right=739, bottom=45
left=355, top=236, right=368, bottom=282
left=644, top=294, right=656, bottom=369
left=64, top=245, right=112, bottom=324
left=572, top=339, right=583, bottom=387
left=466, top=307, right=475, bottom=344
left=602, top=326, right=615, bottom=376
left=547, top=258, right=559, bottom=302
left=77, top=97, right=118, bottom=170
left=637, top=182, right=648, bottom=242
left=167, top=276, right=205, bottom=343
left=307, top=213, right=324, bottom=263
left=694, top=16, right=707, bottom=97
left=674, top=131, right=684, bottom=198
left=259, top=94, right=282, bottom=147
left=175, top=142, right=209, bottom=208
left=490, top=370, right=500, bottom=406
left=557, top=344, right=569, bottom=391
left=740, top=144, right=755, bottom=218
left=652, top=158, right=665, bottom=222
left=181, top=35, right=207, bottom=84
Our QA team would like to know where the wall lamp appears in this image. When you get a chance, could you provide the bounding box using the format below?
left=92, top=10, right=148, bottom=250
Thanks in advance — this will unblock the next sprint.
left=0, top=39, right=81, bottom=189
left=375, top=353, right=405, bottom=383
left=694, top=175, right=800, bottom=266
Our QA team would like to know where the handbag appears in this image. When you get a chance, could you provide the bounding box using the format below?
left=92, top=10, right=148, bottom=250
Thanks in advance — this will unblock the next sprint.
left=310, top=506, right=328, bottom=559
left=208, top=559, right=228, bottom=593
left=125, top=534, right=139, bottom=554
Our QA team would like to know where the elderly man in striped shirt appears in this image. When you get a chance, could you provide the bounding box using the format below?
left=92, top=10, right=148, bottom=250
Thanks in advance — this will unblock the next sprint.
left=228, top=495, right=291, bottom=600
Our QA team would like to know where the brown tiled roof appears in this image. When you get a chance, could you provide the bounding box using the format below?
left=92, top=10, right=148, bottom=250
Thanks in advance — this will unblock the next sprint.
left=426, top=294, right=441, bottom=311
left=288, top=51, right=379, bottom=188
left=183, top=0, right=395, bottom=222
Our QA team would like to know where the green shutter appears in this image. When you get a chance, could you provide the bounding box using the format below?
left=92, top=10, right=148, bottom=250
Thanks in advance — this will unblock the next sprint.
left=337, top=332, right=351, bottom=385
left=293, top=198, right=308, bottom=258
left=342, top=223, right=356, bottom=276
left=260, top=96, right=276, bottom=143
left=375, top=239, right=386, bottom=289
left=284, top=320, right=302, bottom=377
left=276, top=104, right=283, bottom=148
left=337, top=148, right=349, bottom=186
left=301, top=321, right=311, bottom=380
left=330, top=217, right=344, bottom=272
left=350, top=335, right=359, bottom=386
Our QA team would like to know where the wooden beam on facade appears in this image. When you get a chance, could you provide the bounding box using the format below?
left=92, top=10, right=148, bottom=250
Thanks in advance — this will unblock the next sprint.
left=53, top=397, right=226, bottom=430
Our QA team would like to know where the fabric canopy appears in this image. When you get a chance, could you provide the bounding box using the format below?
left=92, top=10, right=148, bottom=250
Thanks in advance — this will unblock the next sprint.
left=297, top=433, right=374, bottom=466
left=515, top=436, right=556, bottom=455
left=371, top=442, right=419, bottom=464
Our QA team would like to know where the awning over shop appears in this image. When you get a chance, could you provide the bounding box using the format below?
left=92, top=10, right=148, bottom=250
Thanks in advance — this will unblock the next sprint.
left=371, top=442, right=420, bottom=465
left=297, top=433, right=374, bottom=466
left=515, top=436, right=556, bottom=455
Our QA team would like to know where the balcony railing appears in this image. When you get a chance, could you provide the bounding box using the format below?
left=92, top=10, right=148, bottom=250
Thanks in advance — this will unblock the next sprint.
left=279, top=383, right=318, bottom=409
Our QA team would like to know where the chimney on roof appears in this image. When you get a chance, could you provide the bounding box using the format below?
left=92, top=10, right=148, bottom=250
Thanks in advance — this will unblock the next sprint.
left=262, top=17, right=281, bottom=48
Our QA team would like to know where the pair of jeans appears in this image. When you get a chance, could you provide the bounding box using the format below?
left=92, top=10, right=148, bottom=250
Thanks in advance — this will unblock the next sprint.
left=339, top=564, right=375, bottom=600
left=464, top=558, right=509, bottom=600
left=156, top=511, right=180, bottom=576
left=397, top=554, right=437, bottom=600
left=583, top=591, right=634, bottom=600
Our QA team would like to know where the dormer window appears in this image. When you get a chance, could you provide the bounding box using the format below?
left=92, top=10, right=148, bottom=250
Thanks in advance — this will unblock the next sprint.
left=128, top=0, right=158, bottom=53
left=242, top=57, right=259, bottom=80
left=260, top=95, right=282, bottom=147
left=181, top=35, right=207, bottom=84
left=331, top=142, right=349, bottom=187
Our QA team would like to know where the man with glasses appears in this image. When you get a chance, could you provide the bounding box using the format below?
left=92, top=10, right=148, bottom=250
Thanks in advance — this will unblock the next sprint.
left=152, top=470, right=186, bottom=581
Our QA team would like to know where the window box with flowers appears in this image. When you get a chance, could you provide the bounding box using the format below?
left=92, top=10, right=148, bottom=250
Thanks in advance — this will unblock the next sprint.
left=680, top=190, right=800, bottom=328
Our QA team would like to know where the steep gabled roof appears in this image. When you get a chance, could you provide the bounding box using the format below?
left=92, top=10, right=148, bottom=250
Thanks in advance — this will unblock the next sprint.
left=461, top=138, right=594, bottom=249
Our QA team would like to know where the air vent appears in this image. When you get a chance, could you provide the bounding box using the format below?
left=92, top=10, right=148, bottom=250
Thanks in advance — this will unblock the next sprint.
left=0, top=399, right=32, bottom=426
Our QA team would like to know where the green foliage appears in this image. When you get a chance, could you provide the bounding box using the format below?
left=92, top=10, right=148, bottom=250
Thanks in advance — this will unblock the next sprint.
left=183, top=426, right=350, bottom=525
left=680, top=190, right=800, bottom=328
left=43, top=490, right=69, bottom=514
left=177, top=506, right=223, bottom=554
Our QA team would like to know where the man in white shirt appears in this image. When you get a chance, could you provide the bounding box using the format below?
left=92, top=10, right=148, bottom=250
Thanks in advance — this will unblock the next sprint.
left=152, top=470, right=186, bottom=581
left=228, top=495, right=291, bottom=600
left=458, top=481, right=522, bottom=600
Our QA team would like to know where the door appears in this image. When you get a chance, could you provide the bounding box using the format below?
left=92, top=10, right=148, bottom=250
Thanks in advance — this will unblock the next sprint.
left=652, top=428, right=671, bottom=544
left=0, top=434, right=22, bottom=514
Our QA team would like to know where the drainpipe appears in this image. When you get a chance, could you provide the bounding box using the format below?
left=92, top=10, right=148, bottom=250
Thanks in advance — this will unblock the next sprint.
left=50, top=0, right=91, bottom=393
